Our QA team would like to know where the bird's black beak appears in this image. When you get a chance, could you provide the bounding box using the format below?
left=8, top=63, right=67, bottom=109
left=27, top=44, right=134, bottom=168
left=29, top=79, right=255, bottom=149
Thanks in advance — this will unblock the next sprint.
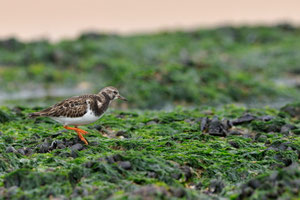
left=117, top=94, right=127, bottom=101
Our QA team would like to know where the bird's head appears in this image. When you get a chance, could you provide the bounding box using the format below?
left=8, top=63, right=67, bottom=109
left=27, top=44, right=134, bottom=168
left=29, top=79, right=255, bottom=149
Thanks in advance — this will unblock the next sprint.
left=99, top=86, right=127, bottom=101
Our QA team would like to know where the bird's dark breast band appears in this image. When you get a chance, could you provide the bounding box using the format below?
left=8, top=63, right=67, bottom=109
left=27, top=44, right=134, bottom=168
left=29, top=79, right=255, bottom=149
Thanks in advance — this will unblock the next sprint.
left=91, top=93, right=110, bottom=117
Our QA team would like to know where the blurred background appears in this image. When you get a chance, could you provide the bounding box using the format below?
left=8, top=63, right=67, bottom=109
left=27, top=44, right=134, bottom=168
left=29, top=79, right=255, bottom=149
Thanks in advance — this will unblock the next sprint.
left=0, top=0, right=300, bottom=108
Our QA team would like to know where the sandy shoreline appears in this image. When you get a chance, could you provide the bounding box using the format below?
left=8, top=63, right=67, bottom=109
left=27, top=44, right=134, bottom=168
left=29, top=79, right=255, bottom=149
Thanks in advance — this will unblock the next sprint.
left=0, top=0, right=300, bottom=41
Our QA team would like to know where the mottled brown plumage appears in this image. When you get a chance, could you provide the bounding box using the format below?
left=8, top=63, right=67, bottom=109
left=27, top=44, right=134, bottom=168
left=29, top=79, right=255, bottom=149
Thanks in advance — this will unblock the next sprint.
left=30, top=86, right=126, bottom=118
left=29, top=86, right=127, bottom=145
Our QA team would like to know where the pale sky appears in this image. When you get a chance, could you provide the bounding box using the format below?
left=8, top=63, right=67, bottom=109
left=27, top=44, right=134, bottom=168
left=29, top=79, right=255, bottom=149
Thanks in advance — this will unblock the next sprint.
left=0, top=0, right=300, bottom=41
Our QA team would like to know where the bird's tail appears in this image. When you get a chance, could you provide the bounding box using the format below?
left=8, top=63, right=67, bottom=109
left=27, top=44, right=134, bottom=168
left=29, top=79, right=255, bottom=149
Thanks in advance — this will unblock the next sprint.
left=28, top=112, right=43, bottom=118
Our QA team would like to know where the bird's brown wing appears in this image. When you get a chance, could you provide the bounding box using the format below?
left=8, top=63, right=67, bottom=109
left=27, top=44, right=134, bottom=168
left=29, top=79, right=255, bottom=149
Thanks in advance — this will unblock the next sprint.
left=34, top=95, right=95, bottom=118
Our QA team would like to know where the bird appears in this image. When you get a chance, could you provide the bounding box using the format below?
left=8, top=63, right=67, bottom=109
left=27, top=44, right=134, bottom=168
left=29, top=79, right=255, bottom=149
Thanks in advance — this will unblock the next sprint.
left=29, top=86, right=127, bottom=145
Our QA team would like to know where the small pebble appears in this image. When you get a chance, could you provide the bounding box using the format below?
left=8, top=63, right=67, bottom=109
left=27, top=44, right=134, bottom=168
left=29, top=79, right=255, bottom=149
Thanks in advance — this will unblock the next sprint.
left=71, top=143, right=83, bottom=151
left=57, top=143, right=66, bottom=149
left=37, top=142, right=50, bottom=153
left=181, top=166, right=192, bottom=180
left=17, top=148, right=26, bottom=155
left=228, top=130, right=242, bottom=135
left=118, top=161, right=132, bottom=170
left=70, top=150, right=78, bottom=158
left=6, top=146, right=17, bottom=153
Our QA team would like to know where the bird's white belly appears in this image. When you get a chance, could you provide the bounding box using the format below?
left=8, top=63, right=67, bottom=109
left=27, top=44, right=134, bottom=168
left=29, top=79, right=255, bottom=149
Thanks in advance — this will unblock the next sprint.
left=51, top=110, right=101, bottom=126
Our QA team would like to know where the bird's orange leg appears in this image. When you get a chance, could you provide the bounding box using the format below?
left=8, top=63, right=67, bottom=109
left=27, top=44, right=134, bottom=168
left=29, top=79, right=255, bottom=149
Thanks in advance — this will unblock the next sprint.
left=63, top=126, right=89, bottom=145
left=74, top=126, right=89, bottom=135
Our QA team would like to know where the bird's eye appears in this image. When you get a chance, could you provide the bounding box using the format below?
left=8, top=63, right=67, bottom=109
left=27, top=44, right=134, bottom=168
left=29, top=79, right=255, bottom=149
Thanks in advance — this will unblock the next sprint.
left=113, top=91, right=118, bottom=94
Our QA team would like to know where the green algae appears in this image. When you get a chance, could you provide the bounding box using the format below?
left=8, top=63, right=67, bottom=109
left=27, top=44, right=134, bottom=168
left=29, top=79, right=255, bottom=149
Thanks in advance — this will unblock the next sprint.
left=0, top=104, right=299, bottom=199
left=1, top=25, right=300, bottom=108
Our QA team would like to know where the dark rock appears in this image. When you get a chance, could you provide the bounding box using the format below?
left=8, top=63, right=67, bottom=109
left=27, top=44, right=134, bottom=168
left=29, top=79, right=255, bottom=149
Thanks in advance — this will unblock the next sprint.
left=6, top=186, right=19, bottom=197
left=37, top=142, right=50, bottom=153
left=24, top=148, right=33, bottom=155
left=146, top=120, right=159, bottom=125
left=248, top=179, right=261, bottom=189
left=49, top=140, right=58, bottom=150
left=116, top=131, right=130, bottom=138
left=184, top=118, right=193, bottom=124
left=269, top=141, right=292, bottom=151
left=273, top=154, right=293, bottom=167
left=164, top=142, right=173, bottom=147
left=280, top=124, right=297, bottom=134
left=93, top=125, right=103, bottom=131
left=232, top=113, right=256, bottom=125
left=71, top=186, right=89, bottom=198
left=256, top=135, right=267, bottom=143
left=171, top=172, right=182, bottom=180
left=64, top=138, right=76, bottom=146
left=258, top=115, right=275, bottom=121
left=229, top=141, right=240, bottom=148
left=252, top=119, right=285, bottom=133
left=0, top=110, right=11, bottom=123
left=6, top=146, right=17, bottom=153
left=195, top=182, right=203, bottom=190
left=180, top=166, right=192, bottom=180
left=118, top=161, right=132, bottom=170
left=238, top=163, right=300, bottom=199
left=17, top=148, right=26, bottom=155
left=84, top=161, right=95, bottom=168
left=70, top=150, right=79, bottom=158
left=106, top=154, right=122, bottom=164
left=57, top=143, right=66, bottom=149
left=200, top=117, right=209, bottom=132
left=228, top=130, right=242, bottom=135
left=280, top=103, right=300, bottom=119
left=222, top=119, right=233, bottom=130
left=170, top=188, right=186, bottom=198
left=51, top=131, right=65, bottom=138
left=239, top=186, right=254, bottom=199
left=71, top=143, right=83, bottom=151
left=293, top=129, right=300, bottom=135
left=132, top=185, right=168, bottom=197
left=89, top=141, right=100, bottom=146
left=208, top=116, right=227, bottom=136
left=147, top=171, right=158, bottom=178
left=31, top=133, right=41, bottom=140
left=209, top=179, right=225, bottom=194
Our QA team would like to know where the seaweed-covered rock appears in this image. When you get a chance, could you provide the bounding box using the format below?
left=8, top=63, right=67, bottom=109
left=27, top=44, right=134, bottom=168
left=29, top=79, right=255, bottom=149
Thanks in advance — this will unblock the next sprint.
left=231, top=113, right=257, bottom=125
left=118, top=161, right=132, bottom=170
left=116, top=130, right=131, bottom=138
left=251, top=119, right=286, bottom=133
left=6, top=146, right=17, bottom=153
left=200, top=117, right=209, bottom=132
left=180, top=166, right=193, bottom=180
left=4, top=169, right=68, bottom=190
left=71, top=143, right=83, bottom=151
left=237, top=163, right=300, bottom=199
left=280, top=102, right=300, bottom=119
left=208, top=116, right=228, bottom=136
left=280, top=124, right=297, bottom=135
left=36, top=142, right=50, bottom=153
left=0, top=110, right=11, bottom=123
left=208, top=179, right=225, bottom=194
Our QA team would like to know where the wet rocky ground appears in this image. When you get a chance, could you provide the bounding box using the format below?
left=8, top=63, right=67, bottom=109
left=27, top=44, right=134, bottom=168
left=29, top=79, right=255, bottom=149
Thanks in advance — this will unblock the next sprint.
left=0, top=102, right=299, bottom=199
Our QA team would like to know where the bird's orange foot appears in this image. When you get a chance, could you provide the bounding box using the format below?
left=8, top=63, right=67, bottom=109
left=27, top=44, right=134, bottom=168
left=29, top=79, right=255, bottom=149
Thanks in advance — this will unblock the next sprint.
left=77, top=128, right=88, bottom=135
left=77, top=132, right=88, bottom=145
left=63, top=126, right=89, bottom=145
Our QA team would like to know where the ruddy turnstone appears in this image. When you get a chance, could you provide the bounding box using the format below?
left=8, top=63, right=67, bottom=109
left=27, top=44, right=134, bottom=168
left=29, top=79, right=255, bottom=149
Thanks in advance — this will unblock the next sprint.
left=29, top=86, right=127, bottom=145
